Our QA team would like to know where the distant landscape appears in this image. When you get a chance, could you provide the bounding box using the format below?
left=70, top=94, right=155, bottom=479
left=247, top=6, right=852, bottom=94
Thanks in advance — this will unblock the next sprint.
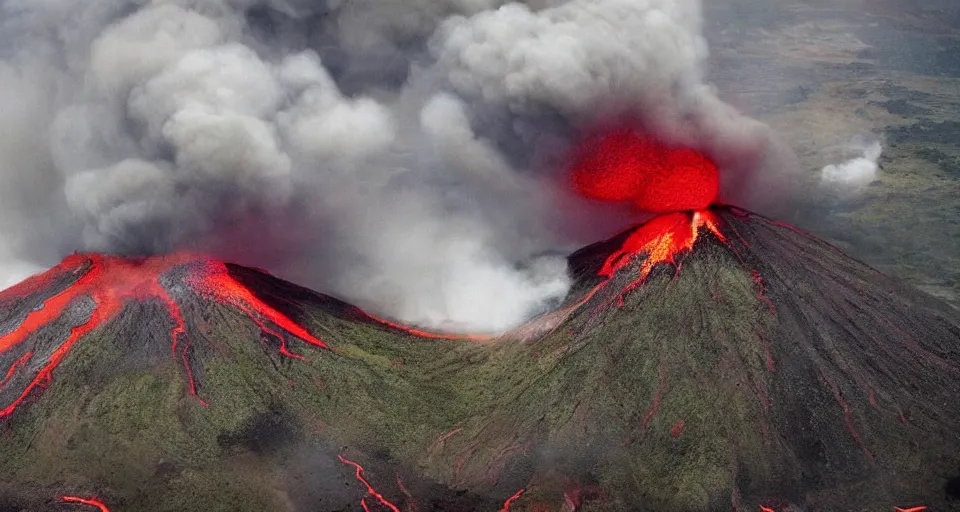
left=707, top=0, right=960, bottom=305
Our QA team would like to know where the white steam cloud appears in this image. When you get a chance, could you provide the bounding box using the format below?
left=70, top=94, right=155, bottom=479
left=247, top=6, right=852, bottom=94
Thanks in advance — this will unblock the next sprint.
left=0, top=0, right=794, bottom=332
left=820, top=139, right=883, bottom=191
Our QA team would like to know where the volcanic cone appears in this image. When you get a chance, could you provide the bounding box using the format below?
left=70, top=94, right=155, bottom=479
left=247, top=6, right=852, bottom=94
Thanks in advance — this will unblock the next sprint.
left=1, top=207, right=959, bottom=511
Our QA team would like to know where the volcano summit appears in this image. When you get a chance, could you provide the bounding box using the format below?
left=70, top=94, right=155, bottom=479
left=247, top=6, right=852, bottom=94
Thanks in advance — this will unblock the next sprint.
left=1, top=202, right=959, bottom=511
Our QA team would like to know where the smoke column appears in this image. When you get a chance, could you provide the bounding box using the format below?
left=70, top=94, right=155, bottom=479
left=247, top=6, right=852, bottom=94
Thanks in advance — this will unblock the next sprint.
left=0, top=0, right=796, bottom=333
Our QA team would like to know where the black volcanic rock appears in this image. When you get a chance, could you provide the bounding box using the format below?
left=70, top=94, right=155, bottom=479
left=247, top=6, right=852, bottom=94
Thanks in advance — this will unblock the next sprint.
left=0, top=206, right=959, bottom=511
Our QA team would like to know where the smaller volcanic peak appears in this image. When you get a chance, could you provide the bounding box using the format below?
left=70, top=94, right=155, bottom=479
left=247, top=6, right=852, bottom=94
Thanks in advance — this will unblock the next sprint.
left=0, top=252, right=328, bottom=419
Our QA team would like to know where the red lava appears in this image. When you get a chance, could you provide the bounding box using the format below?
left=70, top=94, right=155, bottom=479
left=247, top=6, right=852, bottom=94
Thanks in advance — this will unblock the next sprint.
left=60, top=496, right=111, bottom=512
left=571, top=127, right=719, bottom=213
left=0, top=253, right=327, bottom=418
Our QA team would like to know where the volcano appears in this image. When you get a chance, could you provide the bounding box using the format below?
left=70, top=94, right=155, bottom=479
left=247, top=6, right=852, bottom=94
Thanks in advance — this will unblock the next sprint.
left=2, top=206, right=960, bottom=511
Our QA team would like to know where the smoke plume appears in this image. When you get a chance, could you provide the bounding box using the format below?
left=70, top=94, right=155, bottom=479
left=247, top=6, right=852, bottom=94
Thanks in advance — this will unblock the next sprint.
left=0, top=0, right=794, bottom=332
left=820, top=139, right=883, bottom=192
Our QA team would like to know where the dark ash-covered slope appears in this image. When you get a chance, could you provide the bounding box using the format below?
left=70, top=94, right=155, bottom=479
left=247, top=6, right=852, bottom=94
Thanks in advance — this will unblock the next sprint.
left=543, top=206, right=960, bottom=510
left=1, top=207, right=959, bottom=511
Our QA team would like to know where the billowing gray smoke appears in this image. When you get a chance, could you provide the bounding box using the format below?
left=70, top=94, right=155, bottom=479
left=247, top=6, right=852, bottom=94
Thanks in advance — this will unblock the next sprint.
left=0, top=0, right=795, bottom=332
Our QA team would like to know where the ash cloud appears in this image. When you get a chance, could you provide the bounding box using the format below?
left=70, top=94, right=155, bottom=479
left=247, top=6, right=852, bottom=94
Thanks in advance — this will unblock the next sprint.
left=0, top=0, right=795, bottom=332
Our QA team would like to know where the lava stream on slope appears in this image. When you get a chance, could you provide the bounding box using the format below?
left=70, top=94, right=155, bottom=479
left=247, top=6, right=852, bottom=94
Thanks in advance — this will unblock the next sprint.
left=0, top=253, right=328, bottom=418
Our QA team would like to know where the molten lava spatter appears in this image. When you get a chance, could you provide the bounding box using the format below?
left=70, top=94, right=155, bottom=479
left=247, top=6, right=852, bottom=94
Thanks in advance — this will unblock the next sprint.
left=571, top=128, right=720, bottom=213
left=60, top=496, right=111, bottom=512
left=0, top=253, right=328, bottom=419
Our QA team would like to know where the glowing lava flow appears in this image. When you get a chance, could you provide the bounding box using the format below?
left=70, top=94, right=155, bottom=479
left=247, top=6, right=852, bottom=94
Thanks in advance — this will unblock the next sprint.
left=337, top=455, right=402, bottom=512
left=822, top=372, right=874, bottom=462
left=0, top=253, right=328, bottom=419
left=60, top=496, right=111, bottom=511
left=0, top=352, right=31, bottom=390
left=338, top=454, right=529, bottom=512
left=499, top=489, right=524, bottom=512
left=596, top=210, right=726, bottom=307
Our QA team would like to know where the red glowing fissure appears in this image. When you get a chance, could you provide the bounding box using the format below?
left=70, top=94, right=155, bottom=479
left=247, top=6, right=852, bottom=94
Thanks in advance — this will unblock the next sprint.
left=499, top=489, right=524, bottom=512
left=822, top=372, right=875, bottom=462
left=0, top=253, right=328, bottom=419
left=339, top=454, right=526, bottom=512
left=60, top=496, right=111, bottom=512
left=0, top=352, right=31, bottom=391
left=670, top=419, right=685, bottom=438
left=642, top=360, right=668, bottom=434
left=338, top=455, right=402, bottom=512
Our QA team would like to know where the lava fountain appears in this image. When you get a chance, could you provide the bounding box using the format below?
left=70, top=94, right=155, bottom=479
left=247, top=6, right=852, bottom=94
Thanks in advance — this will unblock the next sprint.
left=571, top=127, right=720, bottom=213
